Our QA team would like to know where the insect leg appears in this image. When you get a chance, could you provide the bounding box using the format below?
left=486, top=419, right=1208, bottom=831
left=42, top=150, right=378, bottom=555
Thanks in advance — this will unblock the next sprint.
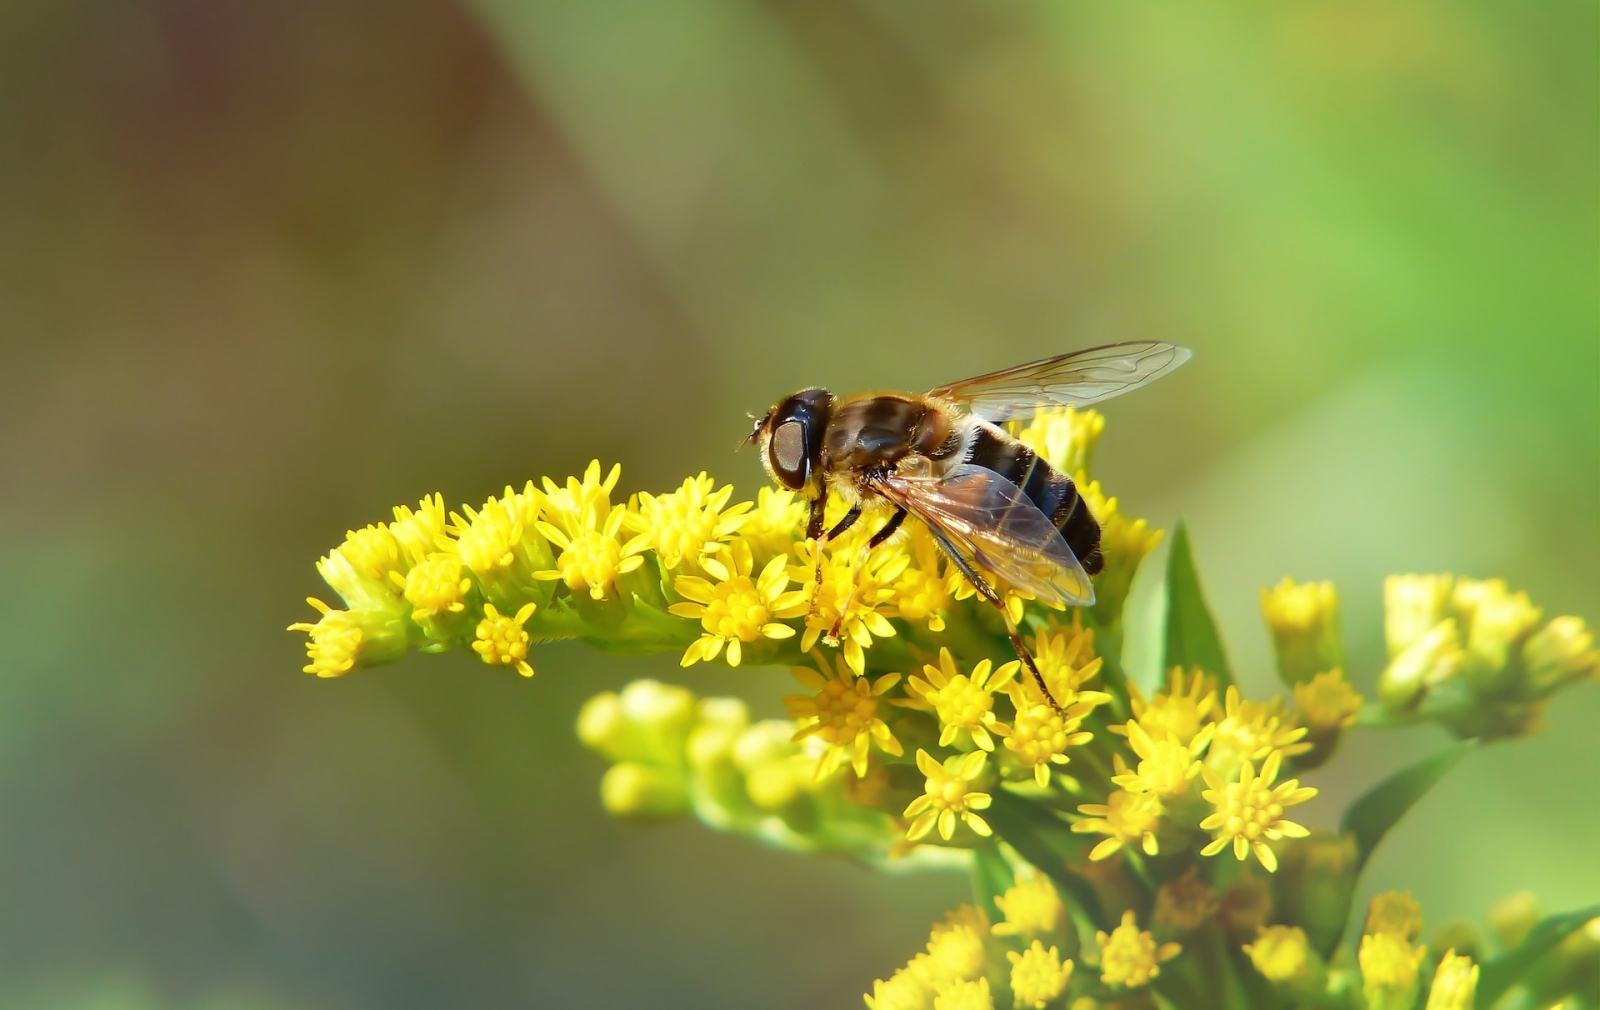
left=922, top=525, right=1066, bottom=716
left=827, top=503, right=862, bottom=540
left=824, top=508, right=907, bottom=644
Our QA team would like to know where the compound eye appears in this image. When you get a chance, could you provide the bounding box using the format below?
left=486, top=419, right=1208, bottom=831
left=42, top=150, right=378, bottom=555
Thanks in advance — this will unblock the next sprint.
left=770, top=420, right=807, bottom=488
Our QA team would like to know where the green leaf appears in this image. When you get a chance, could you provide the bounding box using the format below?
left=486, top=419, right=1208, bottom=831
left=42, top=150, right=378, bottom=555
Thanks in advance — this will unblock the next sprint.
left=1340, top=740, right=1475, bottom=873
left=971, top=845, right=1015, bottom=924
left=1161, top=521, right=1234, bottom=689
left=1475, top=905, right=1600, bottom=1010
left=985, top=790, right=1106, bottom=930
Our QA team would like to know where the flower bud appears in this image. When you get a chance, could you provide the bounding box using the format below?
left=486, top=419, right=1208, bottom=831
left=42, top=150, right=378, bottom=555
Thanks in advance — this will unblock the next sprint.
left=618, top=679, right=697, bottom=763
left=1274, top=832, right=1359, bottom=954
left=1244, top=925, right=1328, bottom=998
left=1260, top=579, right=1344, bottom=686
left=1521, top=616, right=1600, bottom=699
left=1293, top=670, right=1362, bottom=769
left=576, top=691, right=641, bottom=763
left=317, top=542, right=407, bottom=614
left=1386, top=574, right=1453, bottom=657
left=1217, top=870, right=1275, bottom=941
left=1487, top=891, right=1542, bottom=949
left=1424, top=949, right=1478, bottom=1010
left=1359, top=932, right=1426, bottom=1010
left=684, top=697, right=751, bottom=820
left=1379, top=620, right=1462, bottom=709
left=600, top=761, right=689, bottom=820
left=1459, top=584, right=1542, bottom=693
left=288, top=600, right=409, bottom=678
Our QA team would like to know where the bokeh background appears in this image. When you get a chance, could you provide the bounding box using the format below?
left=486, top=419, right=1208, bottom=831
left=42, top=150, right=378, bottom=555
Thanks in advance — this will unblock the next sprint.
left=1, top=1, right=1595, bottom=1007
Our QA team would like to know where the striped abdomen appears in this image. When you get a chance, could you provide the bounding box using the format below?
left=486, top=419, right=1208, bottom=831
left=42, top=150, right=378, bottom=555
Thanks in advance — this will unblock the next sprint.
left=965, top=422, right=1103, bottom=575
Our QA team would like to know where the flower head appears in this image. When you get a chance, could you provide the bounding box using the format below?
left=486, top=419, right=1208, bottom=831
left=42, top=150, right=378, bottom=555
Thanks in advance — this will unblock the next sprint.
left=541, top=460, right=621, bottom=530
left=536, top=501, right=648, bottom=602
left=932, top=977, right=992, bottom=1010
left=1425, top=950, right=1478, bottom=1010
left=1017, top=620, right=1111, bottom=709
left=1207, top=686, right=1311, bottom=775
left=786, top=653, right=903, bottom=777
left=288, top=598, right=408, bottom=677
left=991, top=874, right=1064, bottom=939
left=1199, top=750, right=1317, bottom=872
left=1294, top=669, right=1363, bottom=731
left=451, top=484, right=550, bottom=607
left=1096, top=910, right=1180, bottom=988
left=994, top=692, right=1097, bottom=787
left=1366, top=891, right=1423, bottom=941
left=888, top=526, right=960, bottom=633
left=925, top=905, right=991, bottom=982
left=1243, top=925, right=1309, bottom=982
left=1154, top=865, right=1218, bottom=932
left=1523, top=616, right=1600, bottom=696
left=1077, top=478, right=1163, bottom=625
left=1359, top=931, right=1426, bottom=1009
left=740, top=487, right=808, bottom=564
left=670, top=539, right=807, bottom=667
left=1379, top=618, right=1464, bottom=708
left=1111, top=720, right=1211, bottom=799
left=797, top=537, right=902, bottom=675
left=905, top=750, right=993, bottom=841
left=1072, top=789, right=1163, bottom=861
left=1122, top=668, right=1218, bottom=746
left=472, top=602, right=538, bottom=676
left=400, top=553, right=472, bottom=625
left=905, top=648, right=1019, bottom=752
left=1457, top=579, right=1542, bottom=687
left=1260, top=578, right=1343, bottom=685
left=863, top=967, right=931, bottom=1010
left=1007, top=941, right=1073, bottom=1009
left=1385, top=574, right=1455, bottom=655
left=390, top=493, right=449, bottom=565
left=630, top=472, right=752, bottom=571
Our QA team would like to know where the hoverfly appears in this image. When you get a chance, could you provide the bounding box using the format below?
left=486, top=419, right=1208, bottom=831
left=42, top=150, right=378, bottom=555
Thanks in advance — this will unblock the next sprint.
left=747, top=341, right=1191, bottom=711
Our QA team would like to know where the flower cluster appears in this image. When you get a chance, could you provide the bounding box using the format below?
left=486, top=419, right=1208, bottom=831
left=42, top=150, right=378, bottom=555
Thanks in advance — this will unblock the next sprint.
left=293, top=406, right=1599, bottom=1010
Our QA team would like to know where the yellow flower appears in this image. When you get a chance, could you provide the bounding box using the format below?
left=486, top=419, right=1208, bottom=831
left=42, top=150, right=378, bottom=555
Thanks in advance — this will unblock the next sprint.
left=1386, top=574, right=1455, bottom=656
left=1294, top=669, right=1363, bottom=731
left=1120, top=668, right=1218, bottom=746
left=1243, top=925, right=1309, bottom=982
left=905, top=648, right=1019, bottom=752
left=864, top=967, right=932, bottom=1010
left=925, top=906, right=991, bottom=983
left=797, top=537, right=902, bottom=675
left=1379, top=619, right=1463, bottom=708
left=889, top=526, right=961, bottom=633
left=630, top=472, right=752, bottom=571
left=536, top=503, right=648, bottom=601
left=541, top=460, right=622, bottom=532
left=1012, top=406, right=1104, bottom=476
left=451, top=483, right=552, bottom=608
left=1019, top=620, right=1112, bottom=709
left=1096, top=910, right=1180, bottom=988
left=740, top=487, right=808, bottom=564
left=1154, top=865, right=1218, bottom=932
left=1366, top=891, right=1423, bottom=941
left=400, top=553, right=472, bottom=624
left=389, top=493, right=449, bottom=565
left=993, top=691, right=1097, bottom=787
left=1207, top=686, right=1311, bottom=774
left=991, top=874, right=1064, bottom=939
left=472, top=602, right=538, bottom=676
left=1457, top=579, right=1543, bottom=686
left=1072, top=789, right=1163, bottom=861
left=1110, top=720, right=1211, bottom=799
left=932, top=978, right=992, bottom=1010
left=1425, top=950, right=1478, bottom=1010
left=1260, top=578, right=1343, bottom=685
left=1359, top=932, right=1426, bottom=1009
left=905, top=750, right=993, bottom=841
left=1199, top=750, right=1317, bottom=872
left=670, top=540, right=808, bottom=667
left=316, top=532, right=406, bottom=612
left=287, top=598, right=408, bottom=677
left=1007, top=942, right=1073, bottom=1009
left=786, top=653, right=904, bottom=777
left=1523, top=615, right=1600, bottom=695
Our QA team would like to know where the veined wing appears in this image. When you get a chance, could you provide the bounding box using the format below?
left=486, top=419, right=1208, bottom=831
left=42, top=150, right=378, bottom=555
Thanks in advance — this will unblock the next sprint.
left=926, top=341, right=1191, bottom=422
left=876, top=464, right=1095, bottom=608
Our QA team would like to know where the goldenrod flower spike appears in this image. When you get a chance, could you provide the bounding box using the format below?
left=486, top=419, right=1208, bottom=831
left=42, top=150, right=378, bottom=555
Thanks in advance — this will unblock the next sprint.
left=1198, top=750, right=1316, bottom=872
left=472, top=602, right=538, bottom=677
left=1095, top=910, right=1180, bottom=988
left=784, top=653, right=903, bottom=777
left=904, top=648, right=1018, bottom=752
left=670, top=540, right=807, bottom=667
left=904, top=750, right=992, bottom=841
left=1072, top=789, right=1163, bottom=861
left=1007, top=941, right=1073, bottom=1009
left=1425, top=949, right=1479, bottom=1010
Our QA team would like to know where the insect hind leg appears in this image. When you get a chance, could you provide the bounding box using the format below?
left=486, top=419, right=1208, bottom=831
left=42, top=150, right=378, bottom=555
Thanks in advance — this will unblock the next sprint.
left=922, top=525, right=1067, bottom=716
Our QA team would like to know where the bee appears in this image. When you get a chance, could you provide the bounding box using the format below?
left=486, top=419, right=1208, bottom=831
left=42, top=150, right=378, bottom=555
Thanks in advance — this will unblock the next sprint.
left=748, top=341, right=1191, bottom=711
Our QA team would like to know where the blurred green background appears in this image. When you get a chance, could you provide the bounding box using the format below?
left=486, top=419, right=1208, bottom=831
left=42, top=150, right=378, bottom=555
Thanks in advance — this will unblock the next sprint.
left=0, top=0, right=1594, bottom=1007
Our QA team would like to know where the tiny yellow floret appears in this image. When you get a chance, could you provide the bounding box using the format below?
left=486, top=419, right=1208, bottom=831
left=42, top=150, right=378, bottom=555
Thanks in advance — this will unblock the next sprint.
left=1110, top=720, right=1210, bottom=799
left=1424, top=949, right=1478, bottom=1010
left=401, top=553, right=472, bottom=623
left=1007, top=941, right=1073, bottom=1009
left=1072, top=789, right=1163, bottom=861
left=786, top=654, right=903, bottom=777
left=925, top=906, right=991, bottom=983
left=905, top=648, right=1018, bottom=752
left=1294, top=669, right=1363, bottom=730
left=630, top=472, right=752, bottom=570
left=932, top=977, right=993, bottom=1010
left=1096, top=910, right=1180, bottom=988
left=670, top=540, right=807, bottom=667
left=905, top=750, right=993, bottom=841
left=1359, top=931, right=1426, bottom=1007
left=1260, top=578, right=1342, bottom=684
left=1243, top=925, right=1309, bottom=982
left=992, top=874, right=1064, bottom=939
left=472, top=602, right=537, bottom=677
left=1199, top=750, right=1316, bottom=872
left=1121, top=668, right=1217, bottom=746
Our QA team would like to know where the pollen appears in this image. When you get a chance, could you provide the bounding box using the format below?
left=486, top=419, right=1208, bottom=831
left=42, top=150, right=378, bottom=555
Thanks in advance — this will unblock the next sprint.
left=631, top=472, right=752, bottom=571
left=1199, top=750, right=1317, bottom=872
left=1243, top=925, right=1309, bottom=982
left=905, top=648, right=1018, bottom=752
left=904, top=750, right=993, bottom=841
left=401, top=553, right=472, bottom=623
left=991, top=874, right=1064, bottom=939
left=1294, top=669, right=1363, bottom=731
left=671, top=540, right=807, bottom=667
left=1007, top=942, right=1073, bottom=1009
left=1072, top=788, right=1163, bottom=861
left=1096, top=910, right=1180, bottom=989
left=785, top=653, right=903, bottom=777
left=472, top=602, right=538, bottom=677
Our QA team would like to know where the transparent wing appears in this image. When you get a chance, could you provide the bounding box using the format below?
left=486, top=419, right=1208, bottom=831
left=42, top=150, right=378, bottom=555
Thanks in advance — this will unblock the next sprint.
left=926, top=341, right=1191, bottom=422
left=877, top=464, right=1095, bottom=607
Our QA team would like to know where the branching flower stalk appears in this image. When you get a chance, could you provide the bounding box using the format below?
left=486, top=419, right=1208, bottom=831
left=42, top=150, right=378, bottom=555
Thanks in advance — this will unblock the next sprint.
left=292, top=408, right=1599, bottom=1010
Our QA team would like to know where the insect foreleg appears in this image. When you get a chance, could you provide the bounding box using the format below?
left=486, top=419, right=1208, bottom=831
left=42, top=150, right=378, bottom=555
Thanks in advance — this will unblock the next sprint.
left=922, top=525, right=1066, bottom=716
left=824, top=507, right=907, bottom=645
